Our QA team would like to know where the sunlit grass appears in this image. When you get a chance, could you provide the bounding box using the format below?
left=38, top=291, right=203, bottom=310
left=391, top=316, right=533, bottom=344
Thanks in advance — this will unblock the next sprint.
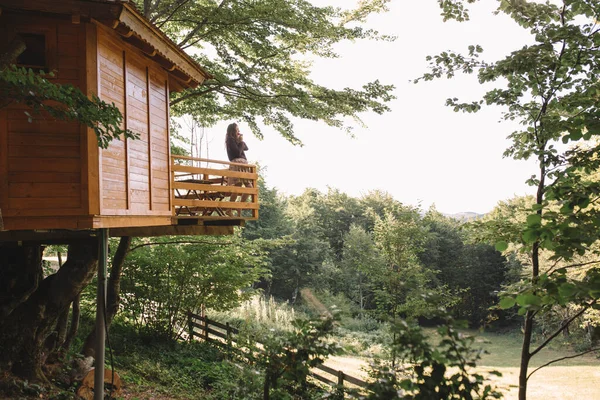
left=209, top=295, right=299, bottom=332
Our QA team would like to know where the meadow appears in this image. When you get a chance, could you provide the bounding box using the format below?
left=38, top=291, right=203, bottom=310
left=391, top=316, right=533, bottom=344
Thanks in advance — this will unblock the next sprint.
left=322, top=328, right=600, bottom=400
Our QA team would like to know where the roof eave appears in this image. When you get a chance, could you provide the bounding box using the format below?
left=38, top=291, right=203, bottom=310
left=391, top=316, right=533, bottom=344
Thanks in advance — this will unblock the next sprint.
left=110, top=4, right=211, bottom=89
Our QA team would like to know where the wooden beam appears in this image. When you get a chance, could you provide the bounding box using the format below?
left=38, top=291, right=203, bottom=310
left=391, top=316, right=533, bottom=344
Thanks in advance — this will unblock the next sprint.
left=72, top=14, right=81, bottom=24
left=123, top=50, right=131, bottom=211
left=166, top=78, right=172, bottom=213
left=146, top=66, right=153, bottom=211
left=0, top=224, right=234, bottom=243
left=0, top=0, right=121, bottom=20
left=85, top=22, right=100, bottom=216
left=0, top=109, right=8, bottom=230
left=0, top=229, right=96, bottom=243
left=109, top=225, right=234, bottom=237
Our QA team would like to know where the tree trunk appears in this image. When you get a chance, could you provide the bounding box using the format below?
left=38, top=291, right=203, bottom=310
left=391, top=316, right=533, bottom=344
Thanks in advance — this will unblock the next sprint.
left=518, top=312, right=533, bottom=400
left=82, top=236, right=131, bottom=358
left=0, top=240, right=98, bottom=382
left=0, top=244, right=44, bottom=323
left=0, top=36, right=26, bottom=69
left=62, top=294, right=80, bottom=352
left=44, top=306, right=70, bottom=360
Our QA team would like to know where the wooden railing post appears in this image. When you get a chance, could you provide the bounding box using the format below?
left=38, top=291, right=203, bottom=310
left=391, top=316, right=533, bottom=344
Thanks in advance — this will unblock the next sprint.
left=187, top=311, right=193, bottom=342
left=204, top=316, right=209, bottom=341
left=226, top=322, right=232, bottom=359
left=337, top=370, right=345, bottom=398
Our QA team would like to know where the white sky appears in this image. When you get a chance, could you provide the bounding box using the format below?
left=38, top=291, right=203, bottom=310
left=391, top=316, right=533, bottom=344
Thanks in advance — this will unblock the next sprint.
left=182, top=0, right=542, bottom=215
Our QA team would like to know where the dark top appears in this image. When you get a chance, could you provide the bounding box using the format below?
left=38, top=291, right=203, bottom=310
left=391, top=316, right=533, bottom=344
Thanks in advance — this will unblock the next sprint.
left=226, top=136, right=248, bottom=161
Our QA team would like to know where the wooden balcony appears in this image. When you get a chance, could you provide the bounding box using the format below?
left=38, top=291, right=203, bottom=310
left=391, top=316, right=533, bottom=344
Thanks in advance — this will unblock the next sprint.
left=171, top=155, right=259, bottom=223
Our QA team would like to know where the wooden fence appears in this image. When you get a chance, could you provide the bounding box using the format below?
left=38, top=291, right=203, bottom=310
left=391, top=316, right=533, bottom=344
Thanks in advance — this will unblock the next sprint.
left=186, top=311, right=369, bottom=395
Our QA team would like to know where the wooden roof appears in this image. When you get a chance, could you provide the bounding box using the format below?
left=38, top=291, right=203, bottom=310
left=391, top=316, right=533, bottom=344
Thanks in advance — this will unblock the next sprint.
left=0, top=0, right=212, bottom=89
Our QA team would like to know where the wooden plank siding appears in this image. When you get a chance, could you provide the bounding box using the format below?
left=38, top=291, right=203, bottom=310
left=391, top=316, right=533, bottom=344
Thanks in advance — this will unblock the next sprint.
left=97, top=25, right=171, bottom=217
left=98, top=30, right=128, bottom=212
left=0, top=14, right=85, bottom=219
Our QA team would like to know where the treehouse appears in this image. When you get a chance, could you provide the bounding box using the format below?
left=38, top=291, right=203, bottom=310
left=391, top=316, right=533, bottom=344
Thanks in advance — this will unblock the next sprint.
left=0, top=0, right=259, bottom=240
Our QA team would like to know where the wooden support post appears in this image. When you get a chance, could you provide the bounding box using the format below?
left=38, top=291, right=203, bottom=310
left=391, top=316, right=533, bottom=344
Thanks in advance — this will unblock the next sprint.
left=94, top=228, right=109, bottom=400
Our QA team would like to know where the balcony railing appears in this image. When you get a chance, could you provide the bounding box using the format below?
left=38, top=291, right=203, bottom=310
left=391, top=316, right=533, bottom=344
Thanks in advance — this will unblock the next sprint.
left=171, top=155, right=259, bottom=220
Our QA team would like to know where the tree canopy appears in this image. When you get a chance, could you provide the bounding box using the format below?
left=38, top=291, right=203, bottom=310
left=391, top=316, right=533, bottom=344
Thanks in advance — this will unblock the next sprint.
left=421, top=1, right=600, bottom=398
left=136, top=0, right=396, bottom=144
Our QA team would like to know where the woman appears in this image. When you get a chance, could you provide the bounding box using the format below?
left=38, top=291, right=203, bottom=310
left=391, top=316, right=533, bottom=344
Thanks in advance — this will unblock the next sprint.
left=225, top=122, right=248, bottom=165
left=225, top=123, right=253, bottom=215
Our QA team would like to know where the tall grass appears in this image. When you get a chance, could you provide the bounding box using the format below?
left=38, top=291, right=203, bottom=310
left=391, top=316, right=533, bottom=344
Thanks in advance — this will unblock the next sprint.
left=209, top=295, right=300, bottom=332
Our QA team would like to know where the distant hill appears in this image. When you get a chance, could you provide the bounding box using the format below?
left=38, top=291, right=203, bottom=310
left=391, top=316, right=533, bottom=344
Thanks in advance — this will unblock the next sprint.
left=445, top=212, right=484, bottom=221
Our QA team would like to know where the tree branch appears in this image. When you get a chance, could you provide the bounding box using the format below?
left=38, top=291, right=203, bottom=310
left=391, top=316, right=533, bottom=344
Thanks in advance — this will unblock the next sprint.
left=177, top=0, right=230, bottom=48
left=548, top=260, right=600, bottom=276
left=0, top=36, right=26, bottom=70
left=527, top=347, right=600, bottom=380
left=171, top=81, right=236, bottom=105
left=154, top=0, right=192, bottom=27
left=529, top=303, right=593, bottom=358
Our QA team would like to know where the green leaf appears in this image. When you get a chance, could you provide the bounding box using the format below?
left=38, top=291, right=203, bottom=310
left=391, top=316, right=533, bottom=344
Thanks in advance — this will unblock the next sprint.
left=498, top=296, right=516, bottom=309
left=560, top=203, right=573, bottom=215
left=541, top=238, right=555, bottom=250
left=522, top=229, right=538, bottom=244
left=516, top=293, right=542, bottom=307
left=558, top=283, right=577, bottom=299
left=495, top=241, right=509, bottom=252
left=526, top=214, right=542, bottom=227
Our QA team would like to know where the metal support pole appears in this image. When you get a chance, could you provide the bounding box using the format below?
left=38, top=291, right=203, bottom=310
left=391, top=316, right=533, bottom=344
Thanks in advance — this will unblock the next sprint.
left=94, top=228, right=108, bottom=400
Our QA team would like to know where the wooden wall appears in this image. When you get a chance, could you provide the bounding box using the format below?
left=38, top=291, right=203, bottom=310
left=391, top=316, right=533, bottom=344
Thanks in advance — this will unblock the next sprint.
left=0, top=14, right=87, bottom=221
left=0, top=13, right=173, bottom=231
left=97, top=25, right=171, bottom=217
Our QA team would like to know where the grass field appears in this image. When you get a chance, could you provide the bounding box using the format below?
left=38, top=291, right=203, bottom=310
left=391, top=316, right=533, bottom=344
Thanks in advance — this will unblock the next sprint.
left=325, top=328, right=600, bottom=400
left=476, top=331, right=599, bottom=400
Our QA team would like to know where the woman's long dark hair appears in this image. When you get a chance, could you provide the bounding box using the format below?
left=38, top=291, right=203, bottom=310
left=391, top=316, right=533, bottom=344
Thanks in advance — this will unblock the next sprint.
left=225, top=123, right=238, bottom=145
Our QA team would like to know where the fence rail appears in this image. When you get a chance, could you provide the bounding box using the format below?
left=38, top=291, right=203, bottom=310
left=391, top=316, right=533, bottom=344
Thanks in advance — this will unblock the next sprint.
left=187, top=311, right=369, bottom=395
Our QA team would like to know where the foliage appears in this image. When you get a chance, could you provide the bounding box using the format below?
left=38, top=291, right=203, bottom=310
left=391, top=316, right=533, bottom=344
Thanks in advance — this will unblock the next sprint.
left=134, top=0, right=395, bottom=143
left=370, top=207, right=443, bottom=320
left=118, top=235, right=269, bottom=339
left=249, top=315, right=339, bottom=400
left=421, top=0, right=600, bottom=398
left=243, top=174, right=292, bottom=241
left=96, top=321, right=264, bottom=400
left=360, top=308, right=502, bottom=400
left=420, top=210, right=510, bottom=326
left=266, top=190, right=332, bottom=301
left=0, top=66, right=135, bottom=148
left=210, top=294, right=300, bottom=335
left=311, top=188, right=367, bottom=261
left=241, top=184, right=512, bottom=328
left=338, top=224, right=384, bottom=312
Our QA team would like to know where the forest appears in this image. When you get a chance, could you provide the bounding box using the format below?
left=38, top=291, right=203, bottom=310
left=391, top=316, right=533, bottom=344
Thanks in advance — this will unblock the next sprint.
left=4, top=180, right=598, bottom=399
